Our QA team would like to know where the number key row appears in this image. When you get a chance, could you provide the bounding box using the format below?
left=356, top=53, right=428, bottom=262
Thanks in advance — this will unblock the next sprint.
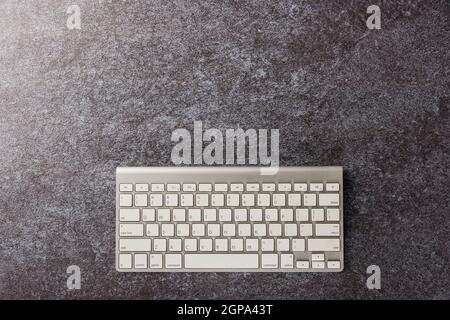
left=119, top=193, right=339, bottom=207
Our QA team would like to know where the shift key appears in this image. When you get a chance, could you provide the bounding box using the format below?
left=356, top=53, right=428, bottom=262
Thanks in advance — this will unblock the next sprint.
left=307, top=239, right=340, bottom=251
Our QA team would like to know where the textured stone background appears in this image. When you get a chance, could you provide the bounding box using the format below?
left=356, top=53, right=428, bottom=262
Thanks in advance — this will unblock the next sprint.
left=0, top=0, right=449, bottom=299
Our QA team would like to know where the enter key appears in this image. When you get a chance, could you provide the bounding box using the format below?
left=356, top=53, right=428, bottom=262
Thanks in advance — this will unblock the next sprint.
left=315, top=224, right=340, bottom=236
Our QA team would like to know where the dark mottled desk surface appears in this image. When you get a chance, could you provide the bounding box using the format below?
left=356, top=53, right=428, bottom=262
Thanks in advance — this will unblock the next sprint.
left=0, top=0, right=448, bottom=299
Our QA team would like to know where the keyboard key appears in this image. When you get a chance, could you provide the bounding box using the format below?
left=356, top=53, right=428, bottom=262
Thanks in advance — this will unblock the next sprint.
left=261, top=239, right=274, bottom=251
left=257, top=194, right=270, bottom=206
left=295, top=208, right=309, bottom=221
left=119, top=184, right=133, bottom=192
left=198, top=183, right=212, bottom=192
left=307, top=239, right=340, bottom=251
left=219, top=209, right=232, bottom=221
left=119, top=194, right=132, bottom=207
left=146, top=224, right=159, bottom=236
left=299, top=224, right=313, bottom=237
left=294, top=183, right=307, bottom=192
left=327, top=261, right=341, bottom=269
left=165, top=194, right=178, bottom=206
left=230, top=239, right=244, bottom=251
left=182, top=184, right=196, bottom=191
left=277, top=238, right=289, bottom=251
left=167, top=184, right=180, bottom=192
left=246, top=183, right=260, bottom=192
left=204, top=209, right=217, bottom=221
left=120, top=224, right=144, bottom=237
left=199, top=239, right=213, bottom=251
left=262, top=254, right=278, bottom=268
left=173, top=209, right=186, bottom=221
left=188, top=209, right=201, bottom=221
left=227, top=194, right=240, bottom=206
left=303, top=194, right=316, bottom=206
left=157, top=209, right=170, bottom=221
left=153, top=239, right=166, bottom=252
left=253, top=224, right=266, bottom=236
left=196, top=194, right=209, bottom=206
left=278, top=183, right=291, bottom=192
left=268, top=224, right=282, bottom=236
left=296, top=261, right=309, bottom=269
left=327, top=208, right=340, bottom=221
left=262, top=183, right=275, bottom=191
left=238, top=224, right=251, bottom=237
left=150, top=194, right=163, bottom=206
left=312, top=254, right=325, bottom=261
left=161, top=224, right=174, bottom=236
left=288, top=194, right=301, bottom=206
left=135, top=184, right=148, bottom=192
left=280, top=209, right=293, bottom=221
left=184, top=239, right=197, bottom=251
left=149, top=254, right=162, bottom=268
left=214, top=184, right=228, bottom=192
left=230, top=184, right=244, bottom=192
left=292, top=239, right=305, bottom=251
left=242, top=194, right=255, bottom=206
left=134, top=194, right=148, bottom=207
left=312, top=260, right=331, bottom=269
left=119, top=239, right=151, bottom=252
left=272, top=194, right=285, bottom=206
left=180, top=194, right=194, bottom=206
left=119, top=209, right=140, bottom=222
left=284, top=224, right=297, bottom=236
left=192, top=224, right=205, bottom=237
left=319, top=194, right=340, bottom=206
left=184, top=254, right=258, bottom=269
left=215, top=238, right=228, bottom=251
left=222, top=224, right=235, bottom=236
left=245, top=239, right=259, bottom=251
left=326, top=183, right=339, bottom=191
left=312, top=261, right=325, bottom=269
left=165, top=254, right=182, bottom=268
left=310, top=183, right=323, bottom=191
left=119, top=254, right=132, bottom=269
left=151, top=184, right=164, bottom=192
left=281, top=254, right=294, bottom=268
left=316, top=224, right=340, bottom=236
left=211, top=194, right=225, bottom=206
left=177, top=224, right=189, bottom=237
left=265, top=209, right=278, bottom=221
left=250, top=209, right=263, bottom=221
left=134, top=253, right=147, bottom=269
left=311, top=208, right=325, bottom=221
left=208, top=224, right=220, bottom=237
left=169, top=239, right=182, bottom=252
left=234, top=209, right=247, bottom=221
left=142, top=209, right=155, bottom=221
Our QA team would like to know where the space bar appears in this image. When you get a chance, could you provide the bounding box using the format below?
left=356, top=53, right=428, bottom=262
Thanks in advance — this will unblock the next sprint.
left=185, top=254, right=259, bottom=269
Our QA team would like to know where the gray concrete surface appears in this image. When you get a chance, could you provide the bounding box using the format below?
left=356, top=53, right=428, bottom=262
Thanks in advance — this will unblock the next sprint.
left=0, top=0, right=449, bottom=299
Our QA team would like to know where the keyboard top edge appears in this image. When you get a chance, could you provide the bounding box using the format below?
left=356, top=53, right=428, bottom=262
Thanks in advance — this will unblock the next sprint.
left=117, top=166, right=344, bottom=174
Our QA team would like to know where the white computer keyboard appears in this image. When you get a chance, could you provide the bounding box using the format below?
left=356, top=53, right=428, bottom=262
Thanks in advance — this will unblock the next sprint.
left=116, top=167, right=343, bottom=272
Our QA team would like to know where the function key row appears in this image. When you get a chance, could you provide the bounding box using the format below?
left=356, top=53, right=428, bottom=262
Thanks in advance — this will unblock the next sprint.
left=119, top=183, right=340, bottom=193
